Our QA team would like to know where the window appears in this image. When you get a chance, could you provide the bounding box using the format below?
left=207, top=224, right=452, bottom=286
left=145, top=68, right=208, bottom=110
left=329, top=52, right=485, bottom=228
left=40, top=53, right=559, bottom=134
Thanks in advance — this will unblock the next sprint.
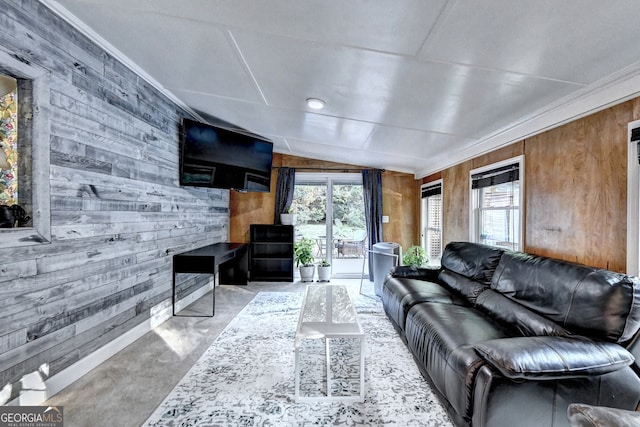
left=420, top=180, right=443, bottom=265
left=0, top=74, right=18, bottom=207
left=0, top=49, right=51, bottom=247
left=627, top=120, right=640, bottom=275
left=470, top=157, right=523, bottom=251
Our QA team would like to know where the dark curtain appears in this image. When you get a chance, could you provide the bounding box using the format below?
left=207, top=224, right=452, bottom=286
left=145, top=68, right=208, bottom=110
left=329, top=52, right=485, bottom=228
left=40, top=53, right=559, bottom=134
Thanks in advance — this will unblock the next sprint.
left=273, top=167, right=295, bottom=224
left=362, top=169, right=383, bottom=280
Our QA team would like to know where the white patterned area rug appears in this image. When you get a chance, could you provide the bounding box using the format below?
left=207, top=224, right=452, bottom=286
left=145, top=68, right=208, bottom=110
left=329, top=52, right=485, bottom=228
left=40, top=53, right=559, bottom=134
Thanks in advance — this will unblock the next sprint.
left=144, top=291, right=453, bottom=426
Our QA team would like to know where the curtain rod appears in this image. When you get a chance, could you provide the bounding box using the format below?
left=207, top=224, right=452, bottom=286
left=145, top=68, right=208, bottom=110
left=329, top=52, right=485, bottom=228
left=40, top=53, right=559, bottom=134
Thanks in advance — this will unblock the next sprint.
left=273, top=166, right=385, bottom=172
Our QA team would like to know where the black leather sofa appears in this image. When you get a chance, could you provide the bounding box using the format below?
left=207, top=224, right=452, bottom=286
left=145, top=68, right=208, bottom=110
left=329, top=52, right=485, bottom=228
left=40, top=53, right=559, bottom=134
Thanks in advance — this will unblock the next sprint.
left=382, top=241, right=640, bottom=427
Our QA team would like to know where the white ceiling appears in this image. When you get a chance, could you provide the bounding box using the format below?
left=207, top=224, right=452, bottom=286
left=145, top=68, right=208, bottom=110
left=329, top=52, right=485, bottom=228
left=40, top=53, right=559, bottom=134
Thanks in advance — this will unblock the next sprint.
left=45, top=0, right=640, bottom=177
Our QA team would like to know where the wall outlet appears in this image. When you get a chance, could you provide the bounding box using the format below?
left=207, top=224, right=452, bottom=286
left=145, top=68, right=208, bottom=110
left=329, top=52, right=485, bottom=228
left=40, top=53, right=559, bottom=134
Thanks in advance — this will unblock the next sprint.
left=382, top=215, right=389, bottom=223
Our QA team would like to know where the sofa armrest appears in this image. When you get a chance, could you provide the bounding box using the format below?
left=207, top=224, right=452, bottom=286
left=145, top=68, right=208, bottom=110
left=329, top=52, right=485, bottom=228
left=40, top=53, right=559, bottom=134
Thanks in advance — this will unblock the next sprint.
left=474, top=336, right=635, bottom=380
left=389, top=265, right=441, bottom=282
left=568, top=403, right=640, bottom=427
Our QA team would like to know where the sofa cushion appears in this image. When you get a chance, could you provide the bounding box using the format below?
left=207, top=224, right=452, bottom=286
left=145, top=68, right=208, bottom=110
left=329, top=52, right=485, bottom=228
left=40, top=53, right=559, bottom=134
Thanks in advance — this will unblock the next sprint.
left=382, top=276, right=466, bottom=333
left=388, top=265, right=441, bottom=282
left=475, top=289, right=570, bottom=337
left=405, top=302, right=512, bottom=420
left=491, top=251, right=640, bottom=343
left=474, top=336, right=635, bottom=380
left=441, top=241, right=504, bottom=284
left=439, top=270, right=490, bottom=304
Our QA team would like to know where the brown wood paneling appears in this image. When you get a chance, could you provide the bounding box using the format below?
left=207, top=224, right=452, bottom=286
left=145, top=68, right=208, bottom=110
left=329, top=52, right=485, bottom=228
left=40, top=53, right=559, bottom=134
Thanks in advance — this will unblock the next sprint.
left=433, top=99, right=637, bottom=272
left=472, top=141, right=524, bottom=170
left=229, top=162, right=278, bottom=243
left=442, top=160, right=472, bottom=246
left=276, top=154, right=369, bottom=170
left=439, top=143, right=524, bottom=247
left=382, top=170, right=418, bottom=250
left=230, top=154, right=417, bottom=249
left=634, top=97, right=640, bottom=119
left=525, top=101, right=632, bottom=271
left=230, top=153, right=369, bottom=243
left=422, top=171, right=442, bottom=185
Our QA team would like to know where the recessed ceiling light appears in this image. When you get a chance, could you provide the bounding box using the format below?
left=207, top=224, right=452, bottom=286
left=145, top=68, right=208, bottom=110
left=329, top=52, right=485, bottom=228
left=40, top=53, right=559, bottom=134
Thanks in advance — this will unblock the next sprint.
left=306, top=98, right=325, bottom=110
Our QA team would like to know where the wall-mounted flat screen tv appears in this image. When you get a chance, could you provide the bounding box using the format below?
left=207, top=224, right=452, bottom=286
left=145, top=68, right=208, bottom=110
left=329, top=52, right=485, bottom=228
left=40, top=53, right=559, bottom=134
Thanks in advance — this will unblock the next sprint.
left=180, top=118, right=273, bottom=192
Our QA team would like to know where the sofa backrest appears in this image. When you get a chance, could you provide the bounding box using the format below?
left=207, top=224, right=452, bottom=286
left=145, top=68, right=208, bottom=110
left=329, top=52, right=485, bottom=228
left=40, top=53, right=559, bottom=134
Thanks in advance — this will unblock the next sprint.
left=491, top=251, right=640, bottom=343
left=440, top=242, right=504, bottom=284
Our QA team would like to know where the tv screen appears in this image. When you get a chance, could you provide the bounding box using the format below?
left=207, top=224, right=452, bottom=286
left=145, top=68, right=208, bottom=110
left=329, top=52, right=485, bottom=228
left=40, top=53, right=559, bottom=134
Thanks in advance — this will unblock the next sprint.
left=180, top=118, right=273, bottom=192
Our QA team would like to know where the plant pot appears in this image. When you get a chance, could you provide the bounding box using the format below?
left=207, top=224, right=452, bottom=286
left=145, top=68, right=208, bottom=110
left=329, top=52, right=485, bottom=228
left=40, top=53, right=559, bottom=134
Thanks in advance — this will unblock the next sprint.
left=280, top=213, right=296, bottom=225
left=317, top=265, right=331, bottom=282
left=299, top=265, right=315, bottom=282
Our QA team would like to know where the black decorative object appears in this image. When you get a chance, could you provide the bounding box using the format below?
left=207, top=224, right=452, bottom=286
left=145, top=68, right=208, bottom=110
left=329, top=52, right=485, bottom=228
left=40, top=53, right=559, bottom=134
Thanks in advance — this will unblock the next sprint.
left=0, top=204, right=30, bottom=228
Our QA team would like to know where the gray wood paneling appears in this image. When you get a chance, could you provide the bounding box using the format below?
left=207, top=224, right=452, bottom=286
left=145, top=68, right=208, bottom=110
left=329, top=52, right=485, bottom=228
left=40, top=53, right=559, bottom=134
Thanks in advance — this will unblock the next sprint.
left=0, top=0, right=231, bottom=397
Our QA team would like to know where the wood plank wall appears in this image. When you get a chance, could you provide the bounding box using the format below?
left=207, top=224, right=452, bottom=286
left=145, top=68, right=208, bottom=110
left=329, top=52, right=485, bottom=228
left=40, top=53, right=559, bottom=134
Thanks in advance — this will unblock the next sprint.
left=0, top=1, right=229, bottom=394
left=424, top=99, right=639, bottom=272
left=382, top=170, right=420, bottom=250
left=230, top=153, right=418, bottom=250
left=525, top=101, right=632, bottom=271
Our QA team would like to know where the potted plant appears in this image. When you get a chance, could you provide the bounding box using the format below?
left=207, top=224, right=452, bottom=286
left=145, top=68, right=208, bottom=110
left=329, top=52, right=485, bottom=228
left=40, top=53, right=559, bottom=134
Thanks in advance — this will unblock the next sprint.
left=294, top=237, right=315, bottom=282
left=317, top=259, right=331, bottom=282
left=402, top=245, right=428, bottom=267
left=280, top=206, right=297, bottom=225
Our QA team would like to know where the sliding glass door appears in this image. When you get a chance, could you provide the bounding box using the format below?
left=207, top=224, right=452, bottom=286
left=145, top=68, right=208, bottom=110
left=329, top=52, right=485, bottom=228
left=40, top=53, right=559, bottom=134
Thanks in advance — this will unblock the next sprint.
left=291, top=173, right=366, bottom=278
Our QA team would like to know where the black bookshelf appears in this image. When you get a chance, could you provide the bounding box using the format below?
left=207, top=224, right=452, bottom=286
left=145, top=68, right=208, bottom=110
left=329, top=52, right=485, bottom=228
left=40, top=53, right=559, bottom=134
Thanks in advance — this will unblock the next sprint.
left=249, top=224, right=294, bottom=282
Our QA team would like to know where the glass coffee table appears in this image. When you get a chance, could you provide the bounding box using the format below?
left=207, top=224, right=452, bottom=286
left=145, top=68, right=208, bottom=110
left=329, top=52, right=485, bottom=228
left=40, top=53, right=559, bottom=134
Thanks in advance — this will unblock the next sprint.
left=294, top=284, right=365, bottom=402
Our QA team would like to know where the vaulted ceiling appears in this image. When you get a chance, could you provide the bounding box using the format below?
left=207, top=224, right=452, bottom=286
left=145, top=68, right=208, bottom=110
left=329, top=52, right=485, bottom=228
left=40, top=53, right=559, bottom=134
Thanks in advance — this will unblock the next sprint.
left=46, top=0, right=640, bottom=177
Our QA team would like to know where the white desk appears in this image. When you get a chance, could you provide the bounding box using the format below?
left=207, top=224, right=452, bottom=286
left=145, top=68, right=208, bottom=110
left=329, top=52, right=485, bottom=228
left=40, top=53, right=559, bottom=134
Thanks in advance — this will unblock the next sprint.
left=294, top=284, right=365, bottom=402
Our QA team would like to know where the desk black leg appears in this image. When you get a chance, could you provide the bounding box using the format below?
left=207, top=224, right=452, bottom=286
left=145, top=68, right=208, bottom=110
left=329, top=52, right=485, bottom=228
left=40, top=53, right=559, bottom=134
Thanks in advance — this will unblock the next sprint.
left=172, top=273, right=215, bottom=318
left=172, top=266, right=176, bottom=316
left=212, top=273, right=215, bottom=316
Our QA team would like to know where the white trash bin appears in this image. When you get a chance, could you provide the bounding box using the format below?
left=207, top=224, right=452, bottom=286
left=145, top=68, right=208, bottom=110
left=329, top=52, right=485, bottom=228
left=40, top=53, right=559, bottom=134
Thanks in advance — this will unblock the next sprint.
left=372, top=242, right=401, bottom=297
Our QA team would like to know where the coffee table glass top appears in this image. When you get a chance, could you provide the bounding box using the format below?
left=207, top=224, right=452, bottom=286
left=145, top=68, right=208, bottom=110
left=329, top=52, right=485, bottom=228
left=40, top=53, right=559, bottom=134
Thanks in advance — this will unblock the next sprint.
left=296, top=284, right=363, bottom=341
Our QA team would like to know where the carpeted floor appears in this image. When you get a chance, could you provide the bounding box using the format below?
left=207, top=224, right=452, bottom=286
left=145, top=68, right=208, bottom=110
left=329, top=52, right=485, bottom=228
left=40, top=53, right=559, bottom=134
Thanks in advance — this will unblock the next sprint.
left=144, top=290, right=453, bottom=426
